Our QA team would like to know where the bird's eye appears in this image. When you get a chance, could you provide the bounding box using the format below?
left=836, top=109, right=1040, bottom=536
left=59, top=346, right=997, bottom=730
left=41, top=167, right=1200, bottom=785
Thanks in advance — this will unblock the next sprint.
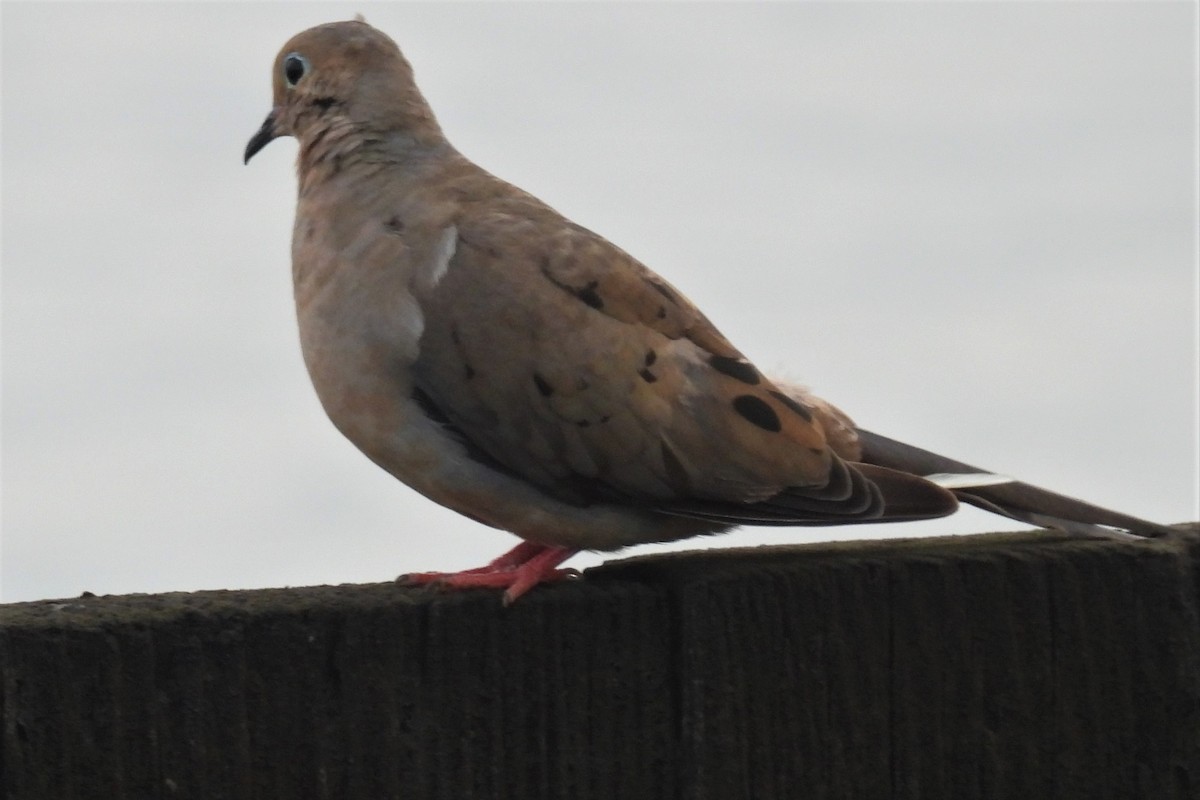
left=283, top=53, right=308, bottom=87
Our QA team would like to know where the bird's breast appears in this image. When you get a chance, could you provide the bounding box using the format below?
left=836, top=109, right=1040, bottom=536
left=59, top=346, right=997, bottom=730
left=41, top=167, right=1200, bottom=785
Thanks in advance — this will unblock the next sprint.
left=290, top=205, right=428, bottom=446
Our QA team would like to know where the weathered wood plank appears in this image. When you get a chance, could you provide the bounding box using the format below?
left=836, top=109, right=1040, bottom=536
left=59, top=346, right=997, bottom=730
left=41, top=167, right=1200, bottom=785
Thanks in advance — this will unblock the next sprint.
left=3, top=526, right=1197, bottom=800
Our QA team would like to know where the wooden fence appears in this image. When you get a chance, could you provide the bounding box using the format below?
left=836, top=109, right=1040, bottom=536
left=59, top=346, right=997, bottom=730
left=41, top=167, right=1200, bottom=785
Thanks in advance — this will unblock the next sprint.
left=3, top=524, right=1198, bottom=799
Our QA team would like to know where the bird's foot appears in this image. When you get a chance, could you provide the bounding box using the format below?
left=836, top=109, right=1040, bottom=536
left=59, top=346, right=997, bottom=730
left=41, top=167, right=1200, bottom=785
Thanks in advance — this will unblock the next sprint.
left=399, top=541, right=580, bottom=605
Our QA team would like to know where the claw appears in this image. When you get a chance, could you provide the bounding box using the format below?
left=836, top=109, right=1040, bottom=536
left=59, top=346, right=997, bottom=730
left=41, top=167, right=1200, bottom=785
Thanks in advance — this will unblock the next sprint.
left=398, top=542, right=580, bottom=604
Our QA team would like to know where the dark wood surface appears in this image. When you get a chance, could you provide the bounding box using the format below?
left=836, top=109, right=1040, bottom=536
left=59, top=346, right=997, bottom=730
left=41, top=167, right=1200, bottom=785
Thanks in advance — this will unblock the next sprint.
left=3, top=524, right=1197, bottom=799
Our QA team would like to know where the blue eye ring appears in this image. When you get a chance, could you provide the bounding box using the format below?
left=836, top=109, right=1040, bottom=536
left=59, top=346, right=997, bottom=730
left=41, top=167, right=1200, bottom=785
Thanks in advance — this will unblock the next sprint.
left=283, top=52, right=309, bottom=87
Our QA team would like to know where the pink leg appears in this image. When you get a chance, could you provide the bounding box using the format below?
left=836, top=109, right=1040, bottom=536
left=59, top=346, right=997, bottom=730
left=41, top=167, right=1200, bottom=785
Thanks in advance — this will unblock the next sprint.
left=399, top=542, right=580, bottom=605
left=456, top=541, right=549, bottom=575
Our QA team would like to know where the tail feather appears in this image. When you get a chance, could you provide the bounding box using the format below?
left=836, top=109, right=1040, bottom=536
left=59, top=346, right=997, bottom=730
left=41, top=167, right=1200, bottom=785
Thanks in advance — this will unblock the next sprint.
left=856, top=429, right=1174, bottom=538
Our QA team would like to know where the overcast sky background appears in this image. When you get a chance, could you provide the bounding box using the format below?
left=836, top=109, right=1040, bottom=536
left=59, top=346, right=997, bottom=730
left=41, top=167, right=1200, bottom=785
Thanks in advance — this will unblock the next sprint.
left=3, top=2, right=1196, bottom=603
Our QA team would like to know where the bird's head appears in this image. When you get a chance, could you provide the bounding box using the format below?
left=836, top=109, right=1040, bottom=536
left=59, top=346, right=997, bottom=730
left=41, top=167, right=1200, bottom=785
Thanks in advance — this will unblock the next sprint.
left=244, top=18, right=441, bottom=165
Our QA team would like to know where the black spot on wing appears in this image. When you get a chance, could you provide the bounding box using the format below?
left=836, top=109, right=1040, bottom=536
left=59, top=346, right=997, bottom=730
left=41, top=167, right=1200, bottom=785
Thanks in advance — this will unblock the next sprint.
left=577, top=281, right=603, bottom=310
left=639, top=368, right=657, bottom=383
left=709, top=355, right=761, bottom=385
left=312, top=97, right=337, bottom=111
left=533, top=373, right=554, bottom=397
left=644, top=350, right=657, bottom=366
left=768, top=390, right=814, bottom=422
left=732, top=395, right=781, bottom=432
left=539, top=259, right=605, bottom=311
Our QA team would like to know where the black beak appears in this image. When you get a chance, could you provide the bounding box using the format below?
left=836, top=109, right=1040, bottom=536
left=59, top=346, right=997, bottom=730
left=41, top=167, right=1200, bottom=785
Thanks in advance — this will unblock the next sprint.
left=244, top=111, right=278, bottom=164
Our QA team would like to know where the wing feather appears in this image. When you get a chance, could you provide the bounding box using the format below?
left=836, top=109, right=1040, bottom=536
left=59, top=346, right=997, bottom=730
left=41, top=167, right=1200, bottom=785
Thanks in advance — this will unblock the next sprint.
left=412, top=207, right=950, bottom=525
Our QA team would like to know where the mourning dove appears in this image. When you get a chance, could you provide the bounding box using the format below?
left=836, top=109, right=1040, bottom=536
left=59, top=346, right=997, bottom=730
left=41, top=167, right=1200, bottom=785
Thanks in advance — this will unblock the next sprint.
left=245, top=20, right=1172, bottom=603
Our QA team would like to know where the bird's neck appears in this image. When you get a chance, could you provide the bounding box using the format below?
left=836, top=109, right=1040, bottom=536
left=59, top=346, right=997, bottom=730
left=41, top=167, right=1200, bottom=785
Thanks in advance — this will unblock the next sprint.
left=297, top=121, right=451, bottom=194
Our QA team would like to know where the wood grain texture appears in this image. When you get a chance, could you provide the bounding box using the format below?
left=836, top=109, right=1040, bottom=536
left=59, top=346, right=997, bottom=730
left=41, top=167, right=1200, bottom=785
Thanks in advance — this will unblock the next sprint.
left=3, top=524, right=1197, bottom=799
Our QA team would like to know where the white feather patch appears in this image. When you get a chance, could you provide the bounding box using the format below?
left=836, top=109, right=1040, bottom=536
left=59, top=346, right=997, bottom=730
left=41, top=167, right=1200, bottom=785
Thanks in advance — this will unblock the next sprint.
left=428, top=225, right=457, bottom=288
left=924, top=472, right=1016, bottom=489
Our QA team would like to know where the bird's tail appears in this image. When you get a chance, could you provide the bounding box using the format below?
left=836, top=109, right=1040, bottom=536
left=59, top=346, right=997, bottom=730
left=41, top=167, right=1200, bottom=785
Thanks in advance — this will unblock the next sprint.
left=855, top=428, right=1174, bottom=538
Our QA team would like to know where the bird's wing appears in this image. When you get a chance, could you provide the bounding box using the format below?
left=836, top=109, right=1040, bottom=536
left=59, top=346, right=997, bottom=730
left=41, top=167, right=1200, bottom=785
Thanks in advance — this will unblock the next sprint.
left=412, top=211, right=953, bottom=524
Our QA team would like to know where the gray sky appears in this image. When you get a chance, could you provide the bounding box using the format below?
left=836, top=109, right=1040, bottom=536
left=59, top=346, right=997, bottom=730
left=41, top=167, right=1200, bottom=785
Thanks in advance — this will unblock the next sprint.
left=3, top=2, right=1196, bottom=603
